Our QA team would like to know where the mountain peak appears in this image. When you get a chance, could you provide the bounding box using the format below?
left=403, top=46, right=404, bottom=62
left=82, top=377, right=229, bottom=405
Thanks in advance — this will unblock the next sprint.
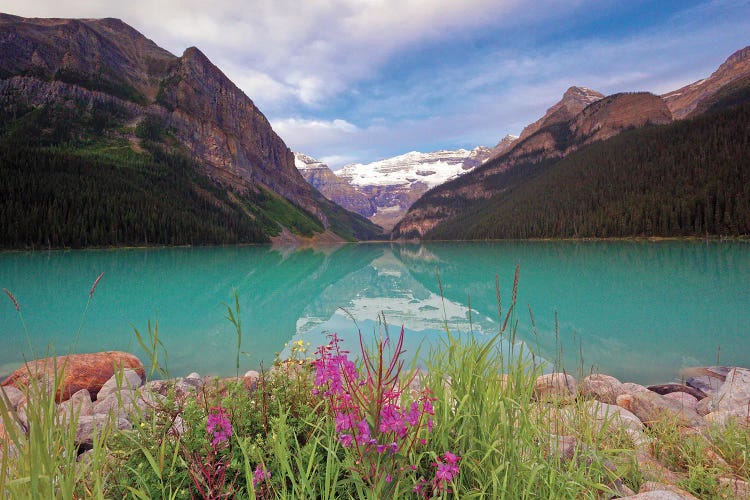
left=663, top=45, right=750, bottom=119
left=518, top=86, right=603, bottom=141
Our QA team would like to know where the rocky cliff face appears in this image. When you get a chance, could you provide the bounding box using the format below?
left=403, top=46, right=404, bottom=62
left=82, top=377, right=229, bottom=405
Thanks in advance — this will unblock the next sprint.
left=295, top=153, right=376, bottom=218
left=518, top=86, right=604, bottom=141
left=0, top=14, right=380, bottom=239
left=663, top=46, right=750, bottom=119
left=296, top=147, right=491, bottom=232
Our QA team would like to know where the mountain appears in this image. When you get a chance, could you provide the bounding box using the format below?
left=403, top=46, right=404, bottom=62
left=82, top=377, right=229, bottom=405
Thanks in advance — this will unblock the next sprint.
left=296, top=147, right=491, bottom=231
left=518, top=86, right=605, bottom=142
left=663, top=46, right=750, bottom=119
left=393, top=47, right=750, bottom=240
left=488, top=134, right=519, bottom=158
left=294, top=153, right=376, bottom=218
left=0, top=14, right=381, bottom=248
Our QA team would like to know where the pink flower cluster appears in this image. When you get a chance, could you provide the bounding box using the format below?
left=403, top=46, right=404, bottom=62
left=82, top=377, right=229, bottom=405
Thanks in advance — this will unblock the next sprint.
left=433, top=451, right=461, bottom=493
left=313, top=331, right=440, bottom=488
left=206, top=406, right=232, bottom=447
left=413, top=451, right=461, bottom=496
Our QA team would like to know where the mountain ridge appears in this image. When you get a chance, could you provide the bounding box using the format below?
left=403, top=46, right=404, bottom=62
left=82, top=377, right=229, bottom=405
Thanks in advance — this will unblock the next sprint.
left=393, top=46, right=750, bottom=240
left=0, top=14, right=382, bottom=247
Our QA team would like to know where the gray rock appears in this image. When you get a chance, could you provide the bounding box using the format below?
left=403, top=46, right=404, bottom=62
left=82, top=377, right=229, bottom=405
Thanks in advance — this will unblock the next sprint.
left=75, top=414, right=130, bottom=446
left=584, top=400, right=648, bottom=447
left=629, top=390, right=704, bottom=428
left=0, top=386, right=25, bottom=411
left=582, top=374, right=623, bottom=404
left=714, top=367, right=750, bottom=412
left=92, top=389, right=138, bottom=419
left=620, top=491, right=693, bottom=499
left=705, top=407, right=750, bottom=428
left=186, top=372, right=200, bottom=379
left=621, top=382, right=650, bottom=394
left=97, top=369, right=144, bottom=401
left=533, top=373, right=577, bottom=401
left=638, top=481, right=698, bottom=499
left=56, top=389, right=93, bottom=423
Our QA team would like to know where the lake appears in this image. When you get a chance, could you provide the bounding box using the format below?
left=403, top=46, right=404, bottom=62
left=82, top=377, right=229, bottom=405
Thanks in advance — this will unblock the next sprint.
left=0, top=241, right=748, bottom=385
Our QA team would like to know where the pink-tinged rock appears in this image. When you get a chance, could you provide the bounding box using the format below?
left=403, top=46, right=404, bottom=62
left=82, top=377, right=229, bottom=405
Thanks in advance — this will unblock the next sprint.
left=639, top=481, right=698, bottom=499
left=663, top=392, right=699, bottom=411
left=582, top=374, right=623, bottom=404
left=0, top=386, right=24, bottom=411
left=533, top=373, right=577, bottom=401
left=630, top=390, right=704, bottom=428
left=718, top=477, right=750, bottom=499
left=1, top=352, right=145, bottom=402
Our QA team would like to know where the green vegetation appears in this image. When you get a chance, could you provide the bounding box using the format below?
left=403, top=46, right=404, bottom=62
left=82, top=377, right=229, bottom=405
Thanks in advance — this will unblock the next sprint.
left=0, top=93, right=381, bottom=248
left=2, top=277, right=748, bottom=498
left=53, top=68, right=148, bottom=105
left=412, top=92, right=750, bottom=240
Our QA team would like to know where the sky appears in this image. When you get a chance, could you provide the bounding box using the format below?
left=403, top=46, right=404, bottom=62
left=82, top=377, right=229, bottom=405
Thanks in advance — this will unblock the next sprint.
left=3, top=0, right=750, bottom=168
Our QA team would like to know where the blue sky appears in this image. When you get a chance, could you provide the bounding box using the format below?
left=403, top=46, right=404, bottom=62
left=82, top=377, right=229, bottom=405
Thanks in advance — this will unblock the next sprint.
left=4, top=0, right=750, bottom=167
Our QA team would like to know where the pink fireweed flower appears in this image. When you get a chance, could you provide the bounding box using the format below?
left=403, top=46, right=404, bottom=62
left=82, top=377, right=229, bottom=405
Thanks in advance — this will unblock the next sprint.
left=335, top=412, right=356, bottom=432
left=252, top=464, right=270, bottom=487
left=432, top=451, right=461, bottom=493
left=355, top=418, right=372, bottom=445
left=206, top=406, right=232, bottom=446
left=379, top=404, right=408, bottom=437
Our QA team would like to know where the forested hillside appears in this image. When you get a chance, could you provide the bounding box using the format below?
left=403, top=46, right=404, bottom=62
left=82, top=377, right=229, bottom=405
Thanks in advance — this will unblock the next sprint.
left=421, top=95, right=750, bottom=240
left=0, top=100, right=330, bottom=248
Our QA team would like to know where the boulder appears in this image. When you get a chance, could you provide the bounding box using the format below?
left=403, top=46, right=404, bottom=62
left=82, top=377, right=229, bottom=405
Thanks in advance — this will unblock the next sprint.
left=718, top=477, right=750, bottom=499
left=0, top=386, right=24, bottom=411
left=92, top=389, right=139, bottom=419
left=582, top=374, right=623, bottom=404
left=75, top=414, right=131, bottom=446
left=56, top=389, right=93, bottom=423
left=636, top=481, right=698, bottom=499
left=583, top=400, right=647, bottom=446
left=1, top=352, right=144, bottom=402
left=683, top=366, right=730, bottom=396
left=662, top=392, right=699, bottom=411
left=629, top=390, right=704, bottom=428
left=704, top=407, right=750, bottom=428
left=96, top=369, right=144, bottom=401
left=620, top=491, right=692, bottom=499
left=243, top=370, right=260, bottom=392
left=621, top=382, right=650, bottom=394
left=713, top=367, right=750, bottom=412
left=533, top=373, right=577, bottom=401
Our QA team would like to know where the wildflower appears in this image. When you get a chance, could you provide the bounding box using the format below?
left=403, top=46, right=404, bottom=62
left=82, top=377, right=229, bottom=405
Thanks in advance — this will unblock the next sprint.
left=432, top=451, right=461, bottom=493
left=206, top=406, right=232, bottom=446
left=252, top=464, right=270, bottom=487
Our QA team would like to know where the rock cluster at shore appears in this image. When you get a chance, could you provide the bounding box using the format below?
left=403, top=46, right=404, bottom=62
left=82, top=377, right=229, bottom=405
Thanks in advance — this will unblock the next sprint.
left=1, top=352, right=749, bottom=499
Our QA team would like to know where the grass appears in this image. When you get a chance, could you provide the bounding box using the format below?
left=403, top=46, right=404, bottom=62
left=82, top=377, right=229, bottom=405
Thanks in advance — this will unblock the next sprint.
left=1, top=276, right=749, bottom=498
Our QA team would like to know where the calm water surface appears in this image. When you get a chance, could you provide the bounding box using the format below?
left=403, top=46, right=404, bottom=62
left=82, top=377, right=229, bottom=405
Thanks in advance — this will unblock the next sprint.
left=0, top=241, right=748, bottom=384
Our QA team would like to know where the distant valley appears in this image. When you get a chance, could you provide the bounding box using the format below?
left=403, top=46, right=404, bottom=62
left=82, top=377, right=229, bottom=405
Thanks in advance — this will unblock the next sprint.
left=295, top=147, right=490, bottom=231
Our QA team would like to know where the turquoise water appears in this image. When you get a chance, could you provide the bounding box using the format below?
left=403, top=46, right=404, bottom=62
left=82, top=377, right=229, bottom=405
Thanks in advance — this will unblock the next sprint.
left=0, top=241, right=748, bottom=384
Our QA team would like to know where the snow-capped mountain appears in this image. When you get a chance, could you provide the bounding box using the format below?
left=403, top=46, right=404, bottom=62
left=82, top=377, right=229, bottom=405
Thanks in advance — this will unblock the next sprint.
left=295, top=147, right=491, bottom=231
left=294, top=153, right=376, bottom=218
